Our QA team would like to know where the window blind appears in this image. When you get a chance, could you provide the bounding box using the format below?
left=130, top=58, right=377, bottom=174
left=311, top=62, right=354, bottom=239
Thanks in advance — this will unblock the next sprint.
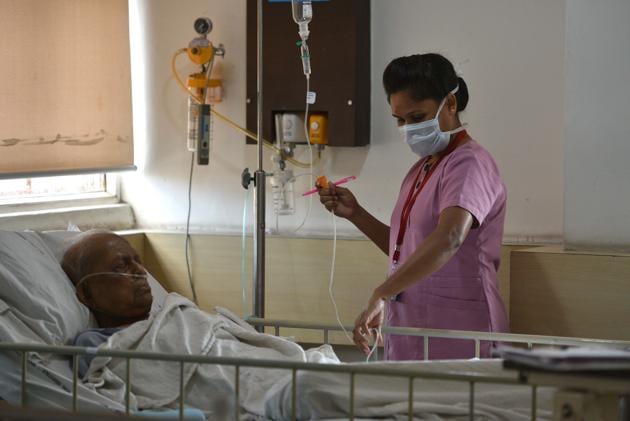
left=0, top=0, right=134, bottom=178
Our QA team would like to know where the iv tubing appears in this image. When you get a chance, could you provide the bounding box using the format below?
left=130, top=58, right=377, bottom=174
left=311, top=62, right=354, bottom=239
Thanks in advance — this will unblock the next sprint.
left=292, top=75, right=315, bottom=233
left=329, top=210, right=381, bottom=361
left=171, top=49, right=317, bottom=169
left=328, top=211, right=353, bottom=344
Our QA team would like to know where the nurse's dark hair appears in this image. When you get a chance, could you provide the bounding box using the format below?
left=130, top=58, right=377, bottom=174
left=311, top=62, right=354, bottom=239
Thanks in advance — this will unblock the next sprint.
left=382, top=53, right=469, bottom=112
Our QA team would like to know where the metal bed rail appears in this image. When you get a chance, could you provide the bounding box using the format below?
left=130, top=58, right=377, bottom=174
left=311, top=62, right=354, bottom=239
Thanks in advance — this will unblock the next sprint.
left=1, top=341, right=526, bottom=421
left=246, top=316, right=630, bottom=359
left=2, top=321, right=630, bottom=421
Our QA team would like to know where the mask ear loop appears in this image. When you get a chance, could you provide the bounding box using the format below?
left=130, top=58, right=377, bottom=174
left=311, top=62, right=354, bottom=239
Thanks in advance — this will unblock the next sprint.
left=435, top=84, right=459, bottom=116
left=400, top=84, right=463, bottom=137
left=437, top=85, right=468, bottom=136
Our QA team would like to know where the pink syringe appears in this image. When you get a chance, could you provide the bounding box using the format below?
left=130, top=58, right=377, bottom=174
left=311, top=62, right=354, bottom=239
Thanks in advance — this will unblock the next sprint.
left=302, top=175, right=357, bottom=197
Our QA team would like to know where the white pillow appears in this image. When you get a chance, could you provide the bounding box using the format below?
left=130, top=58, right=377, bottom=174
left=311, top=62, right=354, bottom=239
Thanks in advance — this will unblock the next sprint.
left=37, top=230, right=169, bottom=316
left=0, top=231, right=91, bottom=345
left=36, top=230, right=79, bottom=263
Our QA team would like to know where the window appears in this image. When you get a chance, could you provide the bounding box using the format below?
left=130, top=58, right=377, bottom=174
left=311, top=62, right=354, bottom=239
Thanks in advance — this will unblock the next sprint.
left=0, top=0, right=131, bottom=220
left=0, top=0, right=134, bottom=178
left=0, top=172, right=131, bottom=231
left=0, top=174, right=107, bottom=203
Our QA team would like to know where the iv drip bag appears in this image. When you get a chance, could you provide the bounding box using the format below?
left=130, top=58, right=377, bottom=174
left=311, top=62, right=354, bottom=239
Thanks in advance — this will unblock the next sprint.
left=291, top=0, right=312, bottom=24
left=291, top=0, right=312, bottom=40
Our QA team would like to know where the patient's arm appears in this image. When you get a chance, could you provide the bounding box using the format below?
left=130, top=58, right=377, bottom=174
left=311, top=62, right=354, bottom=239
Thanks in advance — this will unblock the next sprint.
left=73, top=327, right=123, bottom=377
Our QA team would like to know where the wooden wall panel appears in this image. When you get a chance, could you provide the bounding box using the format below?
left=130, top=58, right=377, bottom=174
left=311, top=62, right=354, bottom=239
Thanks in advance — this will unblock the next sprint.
left=124, top=233, right=630, bottom=342
left=125, top=232, right=517, bottom=343
left=498, top=244, right=536, bottom=319
left=510, top=246, right=630, bottom=340
left=120, top=232, right=145, bottom=260
left=141, top=233, right=388, bottom=343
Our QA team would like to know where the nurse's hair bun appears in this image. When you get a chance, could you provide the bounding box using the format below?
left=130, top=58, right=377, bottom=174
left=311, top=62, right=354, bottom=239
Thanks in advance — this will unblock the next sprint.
left=456, top=77, right=469, bottom=112
left=383, top=53, right=469, bottom=113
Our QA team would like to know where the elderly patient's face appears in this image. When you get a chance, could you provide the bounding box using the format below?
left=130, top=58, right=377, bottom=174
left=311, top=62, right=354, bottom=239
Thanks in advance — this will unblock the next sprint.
left=77, top=235, right=153, bottom=321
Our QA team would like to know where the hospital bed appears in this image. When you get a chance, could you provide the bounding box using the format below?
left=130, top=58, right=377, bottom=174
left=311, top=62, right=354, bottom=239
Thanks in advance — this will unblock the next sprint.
left=1, top=230, right=630, bottom=420
left=2, top=321, right=630, bottom=420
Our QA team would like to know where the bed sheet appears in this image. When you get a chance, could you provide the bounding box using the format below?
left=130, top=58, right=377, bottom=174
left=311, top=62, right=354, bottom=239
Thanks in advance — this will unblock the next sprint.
left=81, top=293, right=338, bottom=419
left=264, top=359, right=554, bottom=420
left=81, top=295, right=555, bottom=421
left=0, top=351, right=211, bottom=420
left=0, top=350, right=125, bottom=413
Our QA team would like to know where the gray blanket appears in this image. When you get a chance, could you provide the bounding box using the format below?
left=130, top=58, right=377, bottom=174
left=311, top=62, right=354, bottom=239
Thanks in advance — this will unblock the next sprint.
left=264, top=359, right=553, bottom=420
left=84, top=294, right=553, bottom=420
left=84, top=293, right=337, bottom=419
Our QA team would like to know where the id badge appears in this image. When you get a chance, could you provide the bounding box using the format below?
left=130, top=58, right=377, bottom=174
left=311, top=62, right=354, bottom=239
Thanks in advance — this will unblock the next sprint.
left=389, top=261, right=399, bottom=276
left=388, top=262, right=402, bottom=302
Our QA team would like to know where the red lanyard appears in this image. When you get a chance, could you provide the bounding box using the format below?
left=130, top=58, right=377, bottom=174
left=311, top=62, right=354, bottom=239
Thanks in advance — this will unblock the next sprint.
left=392, top=130, right=469, bottom=264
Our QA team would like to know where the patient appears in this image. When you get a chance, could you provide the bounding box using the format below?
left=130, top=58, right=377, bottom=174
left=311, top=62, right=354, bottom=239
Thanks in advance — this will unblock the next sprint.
left=62, top=230, right=153, bottom=376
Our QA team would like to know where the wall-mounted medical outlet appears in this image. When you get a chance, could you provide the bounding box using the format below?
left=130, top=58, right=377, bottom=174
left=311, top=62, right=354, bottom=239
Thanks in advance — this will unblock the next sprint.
left=274, top=112, right=308, bottom=145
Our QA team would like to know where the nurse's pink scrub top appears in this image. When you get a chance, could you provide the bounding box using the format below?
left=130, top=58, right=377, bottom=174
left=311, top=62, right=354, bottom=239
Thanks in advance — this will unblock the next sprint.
left=385, top=135, right=509, bottom=361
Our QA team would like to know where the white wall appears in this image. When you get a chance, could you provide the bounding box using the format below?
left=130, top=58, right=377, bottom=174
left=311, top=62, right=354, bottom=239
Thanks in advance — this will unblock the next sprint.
left=564, top=0, right=630, bottom=250
left=124, top=0, right=253, bottom=234
left=371, top=0, right=565, bottom=242
left=123, top=0, right=565, bottom=242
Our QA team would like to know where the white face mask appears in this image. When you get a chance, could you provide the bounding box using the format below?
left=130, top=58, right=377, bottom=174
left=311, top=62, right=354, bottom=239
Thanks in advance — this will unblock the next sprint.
left=399, top=86, right=465, bottom=158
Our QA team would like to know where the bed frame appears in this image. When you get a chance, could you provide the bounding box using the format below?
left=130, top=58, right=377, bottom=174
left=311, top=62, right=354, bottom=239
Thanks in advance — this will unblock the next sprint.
left=1, top=320, right=630, bottom=421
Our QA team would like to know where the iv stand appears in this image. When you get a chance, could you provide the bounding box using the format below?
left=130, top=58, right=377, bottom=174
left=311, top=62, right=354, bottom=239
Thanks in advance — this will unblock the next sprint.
left=253, top=0, right=266, bottom=329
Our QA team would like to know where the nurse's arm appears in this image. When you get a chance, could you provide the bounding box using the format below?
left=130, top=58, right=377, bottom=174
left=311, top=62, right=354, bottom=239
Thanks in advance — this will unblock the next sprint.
left=348, top=206, right=390, bottom=256
left=319, top=184, right=390, bottom=255
left=371, top=206, right=474, bottom=300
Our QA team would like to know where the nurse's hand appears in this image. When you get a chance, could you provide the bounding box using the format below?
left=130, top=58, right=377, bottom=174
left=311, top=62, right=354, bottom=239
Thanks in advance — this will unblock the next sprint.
left=317, top=183, right=359, bottom=219
left=353, top=297, right=385, bottom=354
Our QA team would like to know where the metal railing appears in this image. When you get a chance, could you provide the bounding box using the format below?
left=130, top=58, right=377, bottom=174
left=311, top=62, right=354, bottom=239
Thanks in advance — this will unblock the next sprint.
left=247, top=317, right=630, bottom=359
left=2, top=320, right=630, bottom=421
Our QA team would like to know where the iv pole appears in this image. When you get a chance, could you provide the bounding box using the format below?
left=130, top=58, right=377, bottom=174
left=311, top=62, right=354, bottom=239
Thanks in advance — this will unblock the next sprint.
left=253, top=0, right=266, bottom=327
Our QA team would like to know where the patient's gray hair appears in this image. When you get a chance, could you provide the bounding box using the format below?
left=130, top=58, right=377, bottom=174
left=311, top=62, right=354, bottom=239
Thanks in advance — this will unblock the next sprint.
left=61, top=229, right=116, bottom=286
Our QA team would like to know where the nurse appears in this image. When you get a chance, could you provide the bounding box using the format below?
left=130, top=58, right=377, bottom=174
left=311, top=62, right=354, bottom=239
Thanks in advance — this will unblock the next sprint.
left=318, top=53, right=509, bottom=360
